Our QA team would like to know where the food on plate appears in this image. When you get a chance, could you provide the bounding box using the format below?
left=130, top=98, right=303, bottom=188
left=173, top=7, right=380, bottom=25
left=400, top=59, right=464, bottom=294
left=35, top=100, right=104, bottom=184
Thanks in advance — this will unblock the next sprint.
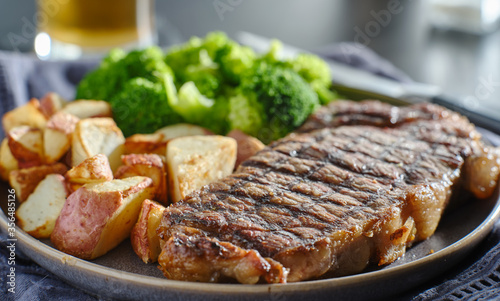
left=39, top=92, right=67, bottom=118
left=71, top=117, right=125, bottom=171
left=156, top=100, right=500, bottom=284
left=51, top=176, right=155, bottom=260
left=115, top=154, right=168, bottom=205
left=7, top=126, right=44, bottom=168
left=9, top=163, right=68, bottom=203
left=227, top=129, right=265, bottom=168
left=74, top=32, right=336, bottom=140
left=130, top=199, right=166, bottom=263
left=16, top=174, right=68, bottom=238
left=65, top=154, right=113, bottom=193
left=2, top=98, right=47, bottom=133
left=227, top=62, right=320, bottom=143
left=0, top=138, right=18, bottom=181
left=60, top=100, right=112, bottom=119
left=123, top=123, right=211, bottom=155
left=43, top=112, right=80, bottom=164
left=166, top=135, right=237, bottom=203
left=110, top=77, right=183, bottom=137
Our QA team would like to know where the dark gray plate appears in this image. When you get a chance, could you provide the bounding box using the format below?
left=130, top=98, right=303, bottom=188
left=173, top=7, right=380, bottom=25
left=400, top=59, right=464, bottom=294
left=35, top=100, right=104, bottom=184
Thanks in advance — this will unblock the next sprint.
left=1, top=177, right=500, bottom=300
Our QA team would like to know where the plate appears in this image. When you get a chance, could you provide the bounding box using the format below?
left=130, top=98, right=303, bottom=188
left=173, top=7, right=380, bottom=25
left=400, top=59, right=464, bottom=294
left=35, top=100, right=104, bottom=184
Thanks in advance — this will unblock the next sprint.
left=1, top=173, right=500, bottom=300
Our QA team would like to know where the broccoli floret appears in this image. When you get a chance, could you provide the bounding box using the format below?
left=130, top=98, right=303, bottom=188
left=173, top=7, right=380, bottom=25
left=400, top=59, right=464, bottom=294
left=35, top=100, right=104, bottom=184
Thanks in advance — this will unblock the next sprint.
left=166, top=79, right=214, bottom=124
left=109, top=77, right=183, bottom=137
left=215, top=41, right=256, bottom=85
left=165, top=32, right=228, bottom=76
left=258, top=39, right=284, bottom=65
left=101, top=48, right=126, bottom=67
left=228, top=63, right=320, bottom=143
left=76, top=46, right=173, bottom=102
left=75, top=66, right=119, bottom=101
left=119, top=46, right=173, bottom=84
left=283, top=53, right=335, bottom=104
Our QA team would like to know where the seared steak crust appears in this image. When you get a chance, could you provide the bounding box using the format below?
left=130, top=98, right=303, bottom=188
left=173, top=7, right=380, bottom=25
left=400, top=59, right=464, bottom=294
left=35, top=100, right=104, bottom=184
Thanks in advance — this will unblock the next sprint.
left=158, top=100, right=500, bottom=284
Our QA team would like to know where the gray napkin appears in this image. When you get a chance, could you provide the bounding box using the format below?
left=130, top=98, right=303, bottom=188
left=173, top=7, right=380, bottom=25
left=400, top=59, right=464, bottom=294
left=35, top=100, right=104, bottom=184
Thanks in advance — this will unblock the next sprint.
left=1, top=44, right=500, bottom=301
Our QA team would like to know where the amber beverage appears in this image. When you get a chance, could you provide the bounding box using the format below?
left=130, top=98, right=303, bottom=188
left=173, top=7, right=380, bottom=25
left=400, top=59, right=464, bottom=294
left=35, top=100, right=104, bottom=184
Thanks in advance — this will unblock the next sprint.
left=36, top=0, right=155, bottom=59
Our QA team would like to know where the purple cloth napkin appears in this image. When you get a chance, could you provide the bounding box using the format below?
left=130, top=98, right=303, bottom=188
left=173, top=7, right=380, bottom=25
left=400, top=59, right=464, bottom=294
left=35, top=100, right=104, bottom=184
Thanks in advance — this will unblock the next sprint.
left=1, top=45, right=500, bottom=301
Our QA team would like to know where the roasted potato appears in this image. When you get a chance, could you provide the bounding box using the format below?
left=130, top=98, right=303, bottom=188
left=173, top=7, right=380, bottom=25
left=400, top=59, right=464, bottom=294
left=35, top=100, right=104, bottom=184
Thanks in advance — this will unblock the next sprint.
left=71, top=117, right=125, bottom=171
left=166, top=135, right=236, bottom=203
left=65, top=153, right=113, bottom=193
left=60, top=100, right=112, bottom=119
left=51, top=176, right=155, bottom=260
left=44, top=112, right=79, bottom=164
left=16, top=174, right=68, bottom=238
left=2, top=98, right=47, bottom=133
left=130, top=199, right=166, bottom=263
left=9, top=163, right=68, bottom=203
left=115, top=153, right=168, bottom=205
left=7, top=126, right=44, bottom=168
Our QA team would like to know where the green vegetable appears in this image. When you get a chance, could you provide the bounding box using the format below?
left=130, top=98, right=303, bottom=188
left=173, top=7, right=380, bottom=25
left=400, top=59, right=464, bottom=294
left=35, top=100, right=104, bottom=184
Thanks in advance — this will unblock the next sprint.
left=283, top=53, right=336, bottom=104
left=75, top=46, right=173, bottom=100
left=228, top=63, right=320, bottom=143
left=109, top=77, right=183, bottom=137
left=75, top=31, right=337, bottom=140
left=215, top=41, right=256, bottom=85
left=167, top=79, right=214, bottom=124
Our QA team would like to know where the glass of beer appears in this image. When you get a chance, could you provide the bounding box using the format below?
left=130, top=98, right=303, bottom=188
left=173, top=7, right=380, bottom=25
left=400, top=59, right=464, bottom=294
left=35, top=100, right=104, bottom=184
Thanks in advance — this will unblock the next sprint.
left=35, top=0, right=156, bottom=60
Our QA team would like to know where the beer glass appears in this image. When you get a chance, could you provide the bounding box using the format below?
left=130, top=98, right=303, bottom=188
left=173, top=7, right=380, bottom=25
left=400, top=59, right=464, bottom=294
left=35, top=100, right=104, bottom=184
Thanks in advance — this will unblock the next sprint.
left=35, top=0, right=156, bottom=60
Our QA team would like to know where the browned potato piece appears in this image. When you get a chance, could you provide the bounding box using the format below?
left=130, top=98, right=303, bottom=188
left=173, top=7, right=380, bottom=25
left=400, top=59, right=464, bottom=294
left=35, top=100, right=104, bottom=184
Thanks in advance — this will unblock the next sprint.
left=60, top=100, right=112, bottom=119
left=155, top=123, right=212, bottom=140
left=71, top=118, right=125, bottom=172
left=123, top=123, right=212, bottom=155
left=0, top=138, right=18, bottom=181
left=39, top=92, right=67, bottom=118
left=9, top=163, right=68, bottom=203
left=65, top=153, right=113, bottom=193
left=16, top=174, right=68, bottom=238
left=44, top=112, right=79, bottom=164
left=166, top=135, right=237, bottom=203
left=227, top=129, right=266, bottom=169
left=124, top=133, right=166, bottom=155
left=51, top=176, right=155, bottom=260
left=115, top=154, right=168, bottom=205
left=2, top=98, right=47, bottom=133
left=8, top=126, right=44, bottom=168
left=130, top=199, right=166, bottom=263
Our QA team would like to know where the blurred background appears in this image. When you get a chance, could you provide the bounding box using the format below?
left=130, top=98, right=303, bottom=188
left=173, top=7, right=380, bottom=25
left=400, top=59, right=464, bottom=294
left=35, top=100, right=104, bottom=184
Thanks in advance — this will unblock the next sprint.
left=1, top=0, right=499, bottom=114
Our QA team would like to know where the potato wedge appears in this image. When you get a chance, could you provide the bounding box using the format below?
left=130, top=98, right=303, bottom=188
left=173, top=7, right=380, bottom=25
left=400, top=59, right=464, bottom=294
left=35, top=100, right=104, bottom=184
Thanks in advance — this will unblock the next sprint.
left=123, top=124, right=212, bottom=155
left=61, top=100, right=112, bottom=119
left=166, top=135, right=237, bottom=203
left=8, top=126, right=44, bottom=168
left=130, top=199, right=166, bottom=263
left=71, top=117, right=125, bottom=171
left=51, top=176, right=154, bottom=260
left=123, top=132, right=166, bottom=155
left=115, top=154, right=168, bottom=204
left=155, top=123, right=212, bottom=140
left=9, top=163, right=68, bottom=203
left=16, top=174, right=68, bottom=238
left=227, top=129, right=265, bottom=168
left=65, top=154, right=113, bottom=192
left=44, top=112, right=79, bottom=164
left=0, top=138, right=18, bottom=181
left=2, top=98, right=47, bottom=133
left=39, top=92, right=67, bottom=118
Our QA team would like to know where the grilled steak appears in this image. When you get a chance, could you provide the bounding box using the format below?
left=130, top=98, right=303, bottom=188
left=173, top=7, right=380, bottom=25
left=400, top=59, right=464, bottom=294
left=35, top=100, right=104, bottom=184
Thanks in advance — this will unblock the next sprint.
left=157, top=100, right=500, bottom=284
